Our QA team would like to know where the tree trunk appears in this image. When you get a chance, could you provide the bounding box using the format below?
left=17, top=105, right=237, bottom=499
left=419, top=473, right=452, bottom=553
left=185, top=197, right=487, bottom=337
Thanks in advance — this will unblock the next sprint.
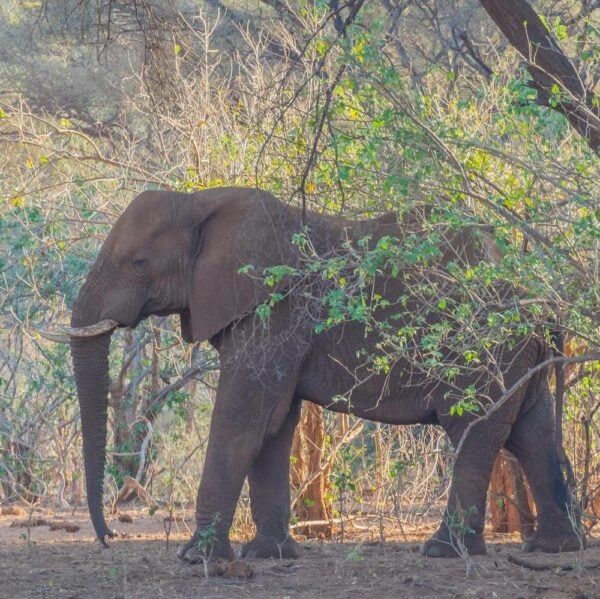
left=488, top=449, right=535, bottom=538
left=478, top=0, right=600, bottom=154
left=291, top=403, right=332, bottom=538
left=374, top=423, right=386, bottom=488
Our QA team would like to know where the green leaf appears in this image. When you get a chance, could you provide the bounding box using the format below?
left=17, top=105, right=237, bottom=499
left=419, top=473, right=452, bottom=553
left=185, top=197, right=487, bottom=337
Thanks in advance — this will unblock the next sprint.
left=256, top=303, right=271, bottom=320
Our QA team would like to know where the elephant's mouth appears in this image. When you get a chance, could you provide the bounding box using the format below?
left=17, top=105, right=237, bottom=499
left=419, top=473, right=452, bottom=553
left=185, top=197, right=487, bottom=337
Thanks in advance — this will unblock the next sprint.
left=137, top=306, right=180, bottom=322
left=128, top=306, right=182, bottom=330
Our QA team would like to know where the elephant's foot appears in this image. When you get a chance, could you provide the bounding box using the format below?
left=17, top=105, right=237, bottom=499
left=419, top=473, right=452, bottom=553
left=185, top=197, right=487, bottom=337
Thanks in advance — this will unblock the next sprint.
left=177, top=532, right=236, bottom=564
left=241, top=533, right=301, bottom=559
left=421, top=525, right=486, bottom=558
left=522, top=525, right=584, bottom=554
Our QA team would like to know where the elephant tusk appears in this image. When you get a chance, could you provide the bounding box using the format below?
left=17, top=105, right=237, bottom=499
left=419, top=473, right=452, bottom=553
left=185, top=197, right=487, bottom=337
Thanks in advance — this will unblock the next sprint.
left=37, top=329, right=72, bottom=343
left=37, top=319, right=120, bottom=343
left=66, top=319, right=120, bottom=337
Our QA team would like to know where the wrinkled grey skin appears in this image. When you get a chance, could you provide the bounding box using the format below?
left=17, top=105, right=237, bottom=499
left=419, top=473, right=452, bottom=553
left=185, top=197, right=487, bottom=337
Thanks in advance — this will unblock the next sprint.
left=70, top=187, right=580, bottom=563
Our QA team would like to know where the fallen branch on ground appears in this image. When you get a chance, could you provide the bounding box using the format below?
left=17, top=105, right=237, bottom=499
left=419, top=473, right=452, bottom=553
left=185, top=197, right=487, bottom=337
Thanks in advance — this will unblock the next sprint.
left=114, top=476, right=158, bottom=510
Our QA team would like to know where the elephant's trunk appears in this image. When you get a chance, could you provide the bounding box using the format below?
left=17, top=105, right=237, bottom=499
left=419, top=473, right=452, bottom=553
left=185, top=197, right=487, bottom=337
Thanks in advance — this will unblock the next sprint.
left=70, top=299, right=115, bottom=545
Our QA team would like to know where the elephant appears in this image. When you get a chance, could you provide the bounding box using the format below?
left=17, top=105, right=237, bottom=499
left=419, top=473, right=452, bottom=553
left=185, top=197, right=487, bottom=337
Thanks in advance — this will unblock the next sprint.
left=53, top=186, right=580, bottom=562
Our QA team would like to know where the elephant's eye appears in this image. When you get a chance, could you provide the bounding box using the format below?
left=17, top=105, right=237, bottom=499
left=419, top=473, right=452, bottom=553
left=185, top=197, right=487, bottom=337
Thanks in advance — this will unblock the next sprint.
left=133, top=258, right=148, bottom=270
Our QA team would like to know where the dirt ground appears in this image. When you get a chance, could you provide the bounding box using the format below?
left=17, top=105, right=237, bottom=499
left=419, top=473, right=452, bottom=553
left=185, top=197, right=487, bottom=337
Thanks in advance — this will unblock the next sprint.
left=0, top=507, right=598, bottom=599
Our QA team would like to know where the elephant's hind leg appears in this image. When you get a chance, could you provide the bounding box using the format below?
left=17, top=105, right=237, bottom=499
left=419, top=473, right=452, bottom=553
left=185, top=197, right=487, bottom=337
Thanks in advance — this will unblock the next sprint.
left=241, top=400, right=302, bottom=559
left=422, top=419, right=512, bottom=558
left=505, top=391, right=582, bottom=553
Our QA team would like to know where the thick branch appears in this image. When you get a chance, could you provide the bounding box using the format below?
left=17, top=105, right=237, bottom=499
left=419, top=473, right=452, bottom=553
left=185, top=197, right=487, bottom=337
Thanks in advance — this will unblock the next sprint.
left=479, top=0, right=600, bottom=153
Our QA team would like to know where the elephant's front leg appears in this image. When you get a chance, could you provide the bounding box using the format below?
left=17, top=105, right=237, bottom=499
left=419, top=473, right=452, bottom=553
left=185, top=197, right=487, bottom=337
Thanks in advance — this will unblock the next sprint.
left=178, top=371, right=297, bottom=564
left=177, top=414, right=251, bottom=562
left=241, top=400, right=302, bottom=559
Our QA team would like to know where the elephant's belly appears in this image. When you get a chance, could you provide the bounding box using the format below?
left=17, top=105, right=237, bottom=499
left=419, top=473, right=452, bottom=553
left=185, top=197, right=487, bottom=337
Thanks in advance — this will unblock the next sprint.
left=297, top=344, right=440, bottom=426
left=318, top=394, right=441, bottom=426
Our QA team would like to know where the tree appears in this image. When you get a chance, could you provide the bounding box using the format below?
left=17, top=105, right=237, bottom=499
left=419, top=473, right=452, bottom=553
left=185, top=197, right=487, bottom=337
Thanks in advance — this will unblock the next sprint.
left=479, top=0, right=600, bottom=153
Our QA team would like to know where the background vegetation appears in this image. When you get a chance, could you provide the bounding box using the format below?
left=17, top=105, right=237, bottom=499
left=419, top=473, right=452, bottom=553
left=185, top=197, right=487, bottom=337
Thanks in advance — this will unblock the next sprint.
left=1, top=0, right=598, bottom=540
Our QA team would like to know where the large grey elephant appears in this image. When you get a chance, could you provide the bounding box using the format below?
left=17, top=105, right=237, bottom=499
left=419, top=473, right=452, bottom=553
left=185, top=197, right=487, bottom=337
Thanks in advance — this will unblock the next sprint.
left=54, top=187, right=580, bottom=562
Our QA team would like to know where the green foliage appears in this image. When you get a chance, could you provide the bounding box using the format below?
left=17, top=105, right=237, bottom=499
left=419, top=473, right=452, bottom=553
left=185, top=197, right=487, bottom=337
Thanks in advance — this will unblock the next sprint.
left=263, top=264, right=299, bottom=287
left=194, top=513, right=221, bottom=566
left=239, top=2, right=599, bottom=445
left=332, top=468, right=357, bottom=494
left=346, top=546, right=364, bottom=561
left=446, top=505, right=478, bottom=537
left=448, top=390, right=481, bottom=418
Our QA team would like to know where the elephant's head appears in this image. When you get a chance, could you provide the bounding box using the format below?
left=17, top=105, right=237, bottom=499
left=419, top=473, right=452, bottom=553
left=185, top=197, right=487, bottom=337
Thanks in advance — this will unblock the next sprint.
left=66, top=187, right=301, bottom=544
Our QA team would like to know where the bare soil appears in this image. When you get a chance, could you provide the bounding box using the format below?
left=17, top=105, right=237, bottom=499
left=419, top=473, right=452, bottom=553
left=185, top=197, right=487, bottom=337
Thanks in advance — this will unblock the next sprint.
left=0, top=507, right=598, bottom=599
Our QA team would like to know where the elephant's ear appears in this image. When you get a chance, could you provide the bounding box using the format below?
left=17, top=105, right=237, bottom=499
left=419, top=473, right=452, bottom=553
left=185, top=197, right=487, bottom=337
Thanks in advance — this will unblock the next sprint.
left=187, top=189, right=300, bottom=343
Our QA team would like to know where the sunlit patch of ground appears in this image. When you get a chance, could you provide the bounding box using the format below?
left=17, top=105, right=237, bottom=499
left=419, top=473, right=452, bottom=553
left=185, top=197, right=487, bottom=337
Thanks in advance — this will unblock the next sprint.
left=0, top=507, right=597, bottom=598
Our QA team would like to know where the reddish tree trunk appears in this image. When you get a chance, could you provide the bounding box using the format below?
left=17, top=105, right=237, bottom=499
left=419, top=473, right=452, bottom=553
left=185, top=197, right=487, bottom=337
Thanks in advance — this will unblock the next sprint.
left=488, top=449, right=535, bottom=538
left=291, top=403, right=332, bottom=538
